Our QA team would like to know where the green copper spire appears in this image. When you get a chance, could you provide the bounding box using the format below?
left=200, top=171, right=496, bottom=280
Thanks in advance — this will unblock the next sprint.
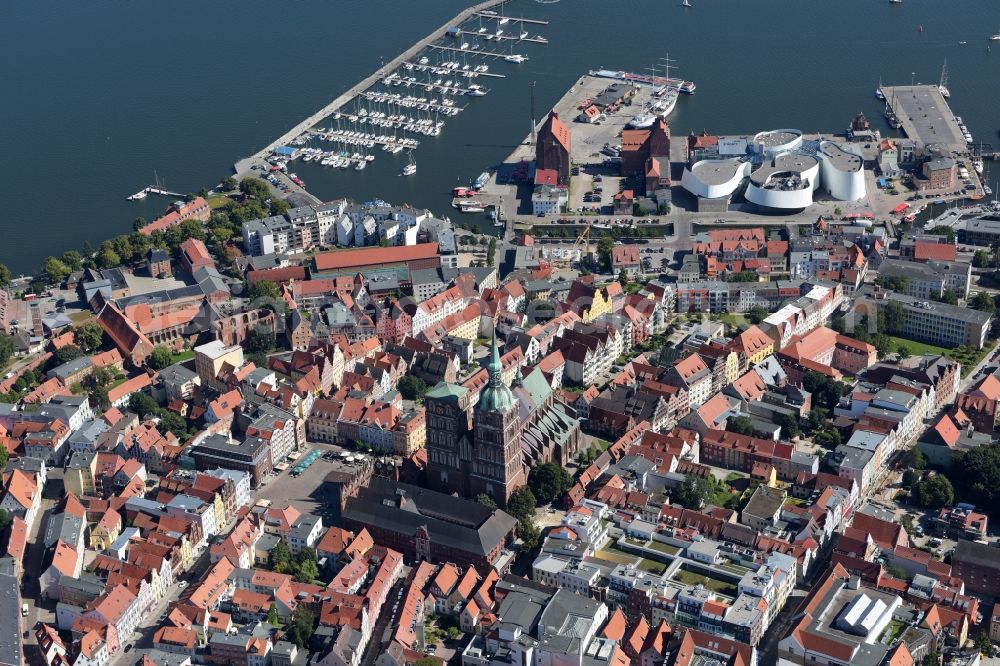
left=479, top=328, right=515, bottom=413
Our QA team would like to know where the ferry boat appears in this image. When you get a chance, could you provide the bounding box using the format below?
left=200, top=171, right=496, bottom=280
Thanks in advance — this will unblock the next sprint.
left=679, top=80, right=696, bottom=94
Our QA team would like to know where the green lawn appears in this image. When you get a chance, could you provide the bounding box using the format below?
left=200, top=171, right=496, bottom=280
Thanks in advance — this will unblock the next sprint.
left=881, top=619, right=906, bottom=644
left=717, top=313, right=749, bottom=331
left=672, top=569, right=739, bottom=597
left=887, top=336, right=950, bottom=357
left=207, top=194, right=231, bottom=209
left=888, top=336, right=997, bottom=376
left=596, top=549, right=639, bottom=565
left=648, top=541, right=680, bottom=556
left=638, top=559, right=666, bottom=574
left=171, top=350, right=195, bottom=364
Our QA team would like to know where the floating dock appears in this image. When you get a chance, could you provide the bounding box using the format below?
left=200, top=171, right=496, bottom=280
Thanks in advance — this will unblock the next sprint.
left=235, top=0, right=527, bottom=175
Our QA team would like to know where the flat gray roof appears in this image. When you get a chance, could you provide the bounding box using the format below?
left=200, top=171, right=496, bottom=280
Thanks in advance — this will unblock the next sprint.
left=691, top=158, right=747, bottom=186
left=755, top=130, right=801, bottom=148
left=820, top=142, right=863, bottom=172
left=882, top=85, right=966, bottom=153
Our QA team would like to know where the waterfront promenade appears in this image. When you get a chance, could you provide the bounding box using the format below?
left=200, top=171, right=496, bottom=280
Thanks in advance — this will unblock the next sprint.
left=233, top=0, right=506, bottom=176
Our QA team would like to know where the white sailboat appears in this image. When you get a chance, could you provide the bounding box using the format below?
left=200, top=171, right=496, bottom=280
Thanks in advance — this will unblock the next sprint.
left=681, top=0, right=691, bottom=6
left=401, top=153, right=416, bottom=176
left=938, top=59, right=951, bottom=98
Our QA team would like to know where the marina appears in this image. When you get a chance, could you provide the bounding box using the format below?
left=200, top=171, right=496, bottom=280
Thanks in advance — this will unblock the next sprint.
left=233, top=0, right=549, bottom=186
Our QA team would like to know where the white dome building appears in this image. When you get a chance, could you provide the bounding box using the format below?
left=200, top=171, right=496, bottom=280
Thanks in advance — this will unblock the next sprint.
left=680, top=159, right=752, bottom=199
left=745, top=152, right=820, bottom=210
left=752, top=129, right=803, bottom=160
left=819, top=141, right=866, bottom=201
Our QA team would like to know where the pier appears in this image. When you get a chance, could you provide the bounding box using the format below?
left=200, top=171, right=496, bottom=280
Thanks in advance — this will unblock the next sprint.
left=126, top=186, right=185, bottom=202
left=881, top=85, right=968, bottom=154
left=234, top=0, right=516, bottom=176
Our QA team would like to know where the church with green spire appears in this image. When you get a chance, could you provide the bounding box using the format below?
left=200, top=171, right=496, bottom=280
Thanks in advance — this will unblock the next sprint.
left=424, top=329, right=582, bottom=509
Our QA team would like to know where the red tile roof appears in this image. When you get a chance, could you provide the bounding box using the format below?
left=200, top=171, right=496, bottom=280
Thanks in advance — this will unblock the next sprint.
left=315, top=243, right=439, bottom=271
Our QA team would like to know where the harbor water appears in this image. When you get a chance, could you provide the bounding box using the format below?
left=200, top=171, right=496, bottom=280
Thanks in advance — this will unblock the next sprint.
left=2, top=0, right=1000, bottom=273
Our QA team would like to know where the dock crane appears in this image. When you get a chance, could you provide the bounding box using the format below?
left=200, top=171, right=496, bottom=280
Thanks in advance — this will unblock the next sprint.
left=551, top=222, right=592, bottom=269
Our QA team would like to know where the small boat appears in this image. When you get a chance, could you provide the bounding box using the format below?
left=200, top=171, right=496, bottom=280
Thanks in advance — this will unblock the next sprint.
left=461, top=206, right=485, bottom=213
left=681, top=0, right=691, bottom=6
left=918, top=25, right=924, bottom=33
left=889, top=0, right=901, bottom=4
left=628, top=112, right=656, bottom=129
left=991, top=28, right=1000, bottom=41
left=875, top=77, right=885, bottom=100
left=473, top=171, right=490, bottom=189
left=519, top=30, right=528, bottom=39
left=498, top=16, right=509, bottom=25
left=504, top=54, right=527, bottom=64
left=402, top=163, right=416, bottom=176
left=354, top=160, right=366, bottom=171
left=959, top=41, right=968, bottom=46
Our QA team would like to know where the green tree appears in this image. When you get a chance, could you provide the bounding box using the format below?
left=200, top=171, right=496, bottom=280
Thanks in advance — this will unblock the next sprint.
left=249, top=279, right=281, bottom=302
left=904, top=448, right=927, bottom=471
left=0, top=447, right=8, bottom=470
left=0, top=264, right=10, bottom=288
left=221, top=176, right=238, bottom=191
left=75, top=322, right=105, bottom=353
left=931, top=289, right=958, bottom=305
left=971, top=291, right=996, bottom=314
left=882, top=300, right=905, bottom=335
left=926, top=226, right=956, bottom=242
left=296, top=558, right=319, bottom=583
left=62, top=250, right=83, bottom=272
left=129, top=392, right=159, bottom=417
left=246, top=329, right=276, bottom=355
left=974, top=631, right=996, bottom=657
left=154, top=411, right=186, bottom=438
left=597, top=236, right=614, bottom=271
left=814, top=427, right=842, bottom=449
left=517, top=519, right=541, bottom=552
left=973, top=249, right=991, bottom=268
left=447, top=627, right=461, bottom=640
left=507, top=485, right=537, bottom=522
left=618, top=268, right=629, bottom=287
left=97, top=245, right=122, bottom=269
left=747, top=305, right=769, bottom=325
left=528, top=462, right=573, bottom=504
left=147, top=346, right=173, bottom=370
left=951, top=445, right=1000, bottom=514
left=398, top=375, right=429, bottom=402
left=0, top=333, right=13, bottom=369
left=269, top=540, right=292, bottom=573
left=803, top=371, right=847, bottom=410
left=885, top=564, right=909, bottom=581
left=475, top=494, right=497, bottom=509
left=727, top=271, right=759, bottom=283
left=287, top=606, right=315, bottom=648
left=0, top=509, right=11, bottom=534
left=922, top=652, right=940, bottom=666
left=901, top=469, right=919, bottom=488
left=487, top=238, right=497, bottom=267
left=240, top=177, right=272, bottom=200
left=774, top=412, right=801, bottom=438
left=913, top=475, right=955, bottom=510
left=727, top=416, right=754, bottom=436
left=52, top=345, right=84, bottom=366
left=672, top=474, right=714, bottom=510
left=132, top=217, right=148, bottom=232
left=43, top=256, right=71, bottom=285
left=267, top=603, right=280, bottom=626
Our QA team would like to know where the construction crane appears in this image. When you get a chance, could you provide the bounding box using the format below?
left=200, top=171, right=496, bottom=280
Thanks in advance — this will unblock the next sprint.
left=550, top=222, right=591, bottom=269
